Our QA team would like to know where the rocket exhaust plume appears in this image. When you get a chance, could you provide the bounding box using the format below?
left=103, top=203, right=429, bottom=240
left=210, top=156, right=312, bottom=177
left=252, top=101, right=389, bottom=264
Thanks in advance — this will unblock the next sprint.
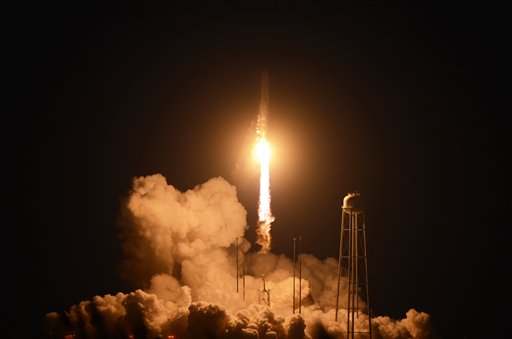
left=255, top=70, right=275, bottom=253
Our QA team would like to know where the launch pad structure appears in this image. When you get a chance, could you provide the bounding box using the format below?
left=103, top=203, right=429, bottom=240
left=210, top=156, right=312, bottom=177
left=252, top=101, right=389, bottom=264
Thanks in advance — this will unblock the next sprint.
left=235, top=237, right=246, bottom=301
left=336, top=192, right=373, bottom=338
left=292, top=235, right=302, bottom=314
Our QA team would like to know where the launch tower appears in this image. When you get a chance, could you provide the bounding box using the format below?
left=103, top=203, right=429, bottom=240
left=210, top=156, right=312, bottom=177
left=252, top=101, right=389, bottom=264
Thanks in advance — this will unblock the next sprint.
left=335, top=192, right=373, bottom=338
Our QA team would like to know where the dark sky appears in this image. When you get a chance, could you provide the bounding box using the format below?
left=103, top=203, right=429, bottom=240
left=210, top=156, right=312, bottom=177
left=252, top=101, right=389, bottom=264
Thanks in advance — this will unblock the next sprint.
left=5, top=3, right=507, bottom=338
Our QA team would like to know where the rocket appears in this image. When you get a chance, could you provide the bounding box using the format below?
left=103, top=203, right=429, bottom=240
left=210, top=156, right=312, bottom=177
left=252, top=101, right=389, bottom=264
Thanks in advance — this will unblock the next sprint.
left=257, top=70, right=269, bottom=139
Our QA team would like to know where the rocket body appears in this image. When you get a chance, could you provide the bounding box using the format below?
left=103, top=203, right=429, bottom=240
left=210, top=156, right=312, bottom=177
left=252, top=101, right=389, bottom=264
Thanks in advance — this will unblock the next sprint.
left=257, top=71, right=269, bottom=139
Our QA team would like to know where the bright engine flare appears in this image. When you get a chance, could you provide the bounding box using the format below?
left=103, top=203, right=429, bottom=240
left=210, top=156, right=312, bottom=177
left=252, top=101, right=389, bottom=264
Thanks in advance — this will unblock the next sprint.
left=255, top=137, right=274, bottom=253
left=255, top=71, right=274, bottom=253
left=254, top=138, right=271, bottom=163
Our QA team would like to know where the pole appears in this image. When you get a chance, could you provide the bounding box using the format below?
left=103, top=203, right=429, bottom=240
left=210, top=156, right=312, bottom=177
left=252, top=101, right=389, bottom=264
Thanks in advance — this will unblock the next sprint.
left=351, top=213, right=356, bottom=337
left=299, top=235, right=302, bottom=314
left=242, top=238, right=246, bottom=301
left=362, top=214, right=372, bottom=338
left=335, top=210, right=345, bottom=321
left=236, top=238, right=239, bottom=293
left=293, top=237, right=296, bottom=314
left=347, top=211, right=353, bottom=337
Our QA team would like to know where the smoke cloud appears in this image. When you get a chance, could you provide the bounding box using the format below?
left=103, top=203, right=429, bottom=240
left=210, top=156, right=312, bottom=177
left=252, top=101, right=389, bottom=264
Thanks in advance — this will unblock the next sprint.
left=44, top=174, right=432, bottom=338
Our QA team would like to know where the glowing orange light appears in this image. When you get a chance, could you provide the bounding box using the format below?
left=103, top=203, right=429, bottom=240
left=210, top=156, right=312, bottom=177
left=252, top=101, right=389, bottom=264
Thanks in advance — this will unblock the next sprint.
left=255, top=136, right=274, bottom=253
left=254, top=138, right=271, bottom=163
left=254, top=70, right=274, bottom=253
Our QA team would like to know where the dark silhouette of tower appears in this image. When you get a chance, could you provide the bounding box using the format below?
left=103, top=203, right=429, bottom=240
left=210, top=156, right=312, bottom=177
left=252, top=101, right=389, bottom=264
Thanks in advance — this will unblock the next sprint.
left=335, top=192, right=372, bottom=338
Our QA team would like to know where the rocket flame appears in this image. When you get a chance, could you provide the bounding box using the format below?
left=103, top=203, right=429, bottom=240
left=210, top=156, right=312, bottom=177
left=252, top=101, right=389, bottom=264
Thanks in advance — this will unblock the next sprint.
left=255, top=136, right=274, bottom=253
left=254, top=138, right=271, bottom=163
left=255, top=70, right=274, bottom=253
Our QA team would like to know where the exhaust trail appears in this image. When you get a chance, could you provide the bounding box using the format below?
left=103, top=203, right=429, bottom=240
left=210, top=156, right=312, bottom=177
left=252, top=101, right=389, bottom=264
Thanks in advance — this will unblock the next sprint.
left=255, top=70, right=274, bottom=253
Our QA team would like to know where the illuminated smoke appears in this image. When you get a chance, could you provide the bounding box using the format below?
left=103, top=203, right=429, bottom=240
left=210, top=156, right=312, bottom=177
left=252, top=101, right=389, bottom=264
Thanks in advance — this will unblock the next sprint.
left=44, top=174, right=432, bottom=338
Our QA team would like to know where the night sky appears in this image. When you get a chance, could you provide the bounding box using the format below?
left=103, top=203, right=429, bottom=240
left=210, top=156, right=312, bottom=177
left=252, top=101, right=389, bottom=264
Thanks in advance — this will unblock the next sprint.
left=5, top=3, right=507, bottom=338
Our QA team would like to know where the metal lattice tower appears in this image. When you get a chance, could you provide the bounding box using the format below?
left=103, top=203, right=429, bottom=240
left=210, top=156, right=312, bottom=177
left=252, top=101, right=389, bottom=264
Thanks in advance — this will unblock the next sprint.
left=335, top=192, right=372, bottom=338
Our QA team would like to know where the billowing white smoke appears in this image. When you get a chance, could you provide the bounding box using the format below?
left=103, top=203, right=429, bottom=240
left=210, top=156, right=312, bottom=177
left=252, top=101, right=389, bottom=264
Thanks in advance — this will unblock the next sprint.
left=44, top=174, right=432, bottom=338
